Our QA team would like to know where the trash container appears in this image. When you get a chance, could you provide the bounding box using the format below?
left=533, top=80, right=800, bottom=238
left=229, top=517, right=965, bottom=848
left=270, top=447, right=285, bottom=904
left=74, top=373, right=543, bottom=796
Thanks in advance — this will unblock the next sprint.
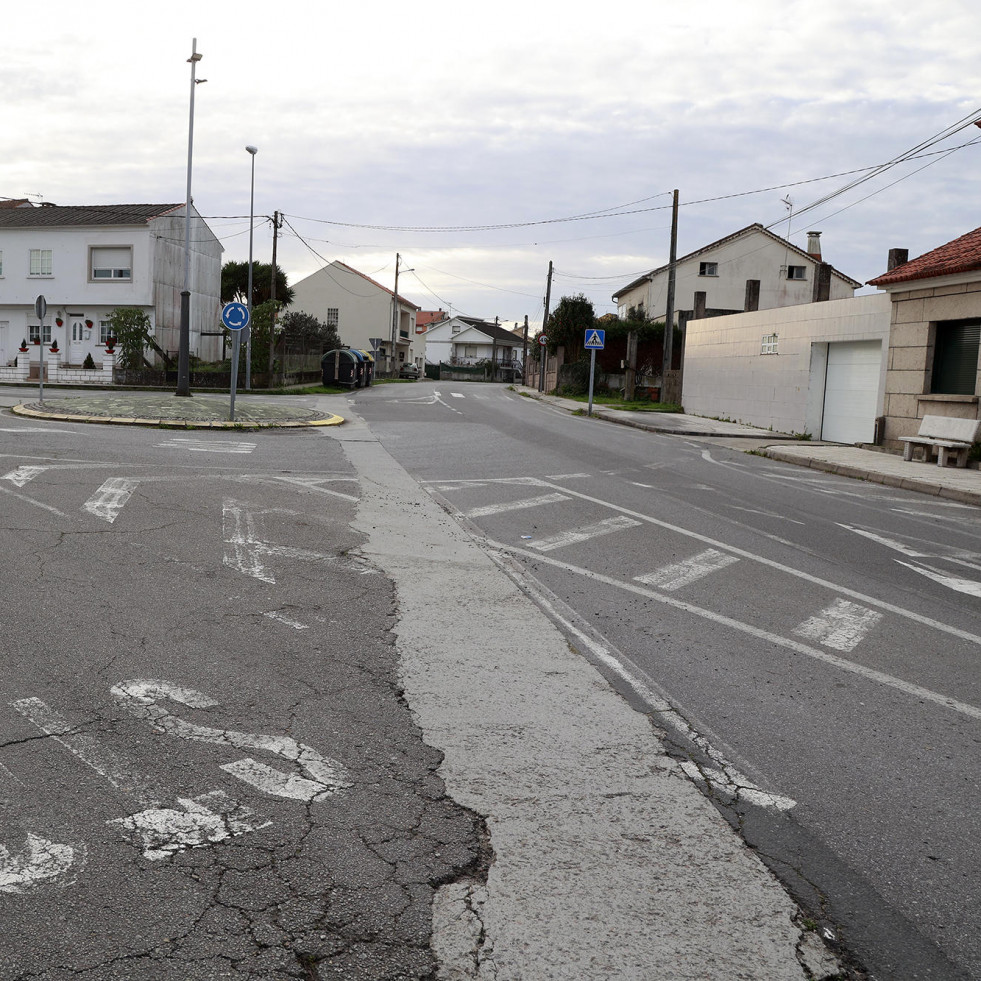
left=321, top=349, right=361, bottom=388
left=356, top=350, right=375, bottom=387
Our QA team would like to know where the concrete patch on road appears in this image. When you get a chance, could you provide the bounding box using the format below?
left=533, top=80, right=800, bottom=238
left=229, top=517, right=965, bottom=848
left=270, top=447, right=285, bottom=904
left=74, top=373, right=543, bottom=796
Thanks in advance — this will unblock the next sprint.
left=342, top=413, right=839, bottom=981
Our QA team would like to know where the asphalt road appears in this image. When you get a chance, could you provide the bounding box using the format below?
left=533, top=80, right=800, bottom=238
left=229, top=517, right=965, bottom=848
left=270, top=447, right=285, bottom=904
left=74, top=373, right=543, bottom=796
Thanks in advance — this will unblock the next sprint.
left=350, top=381, right=981, bottom=981
left=0, top=409, right=483, bottom=980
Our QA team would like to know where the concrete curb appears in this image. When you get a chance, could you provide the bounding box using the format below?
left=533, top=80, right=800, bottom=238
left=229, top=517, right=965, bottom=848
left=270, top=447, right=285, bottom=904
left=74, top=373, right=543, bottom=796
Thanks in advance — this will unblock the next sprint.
left=10, top=402, right=344, bottom=429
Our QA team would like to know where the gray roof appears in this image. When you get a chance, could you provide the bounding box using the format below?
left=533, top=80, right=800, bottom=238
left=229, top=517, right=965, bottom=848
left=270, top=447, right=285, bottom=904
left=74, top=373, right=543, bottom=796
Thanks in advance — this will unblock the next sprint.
left=0, top=204, right=184, bottom=228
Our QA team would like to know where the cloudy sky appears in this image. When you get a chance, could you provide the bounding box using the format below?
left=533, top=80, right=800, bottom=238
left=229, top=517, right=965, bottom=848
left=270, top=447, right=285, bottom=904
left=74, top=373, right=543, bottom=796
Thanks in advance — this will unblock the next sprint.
left=4, top=0, right=981, bottom=329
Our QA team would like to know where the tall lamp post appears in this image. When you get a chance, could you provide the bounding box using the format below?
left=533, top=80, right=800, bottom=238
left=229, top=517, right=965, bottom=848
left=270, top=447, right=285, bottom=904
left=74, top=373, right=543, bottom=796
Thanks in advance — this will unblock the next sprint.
left=176, top=38, right=205, bottom=398
left=245, top=144, right=258, bottom=390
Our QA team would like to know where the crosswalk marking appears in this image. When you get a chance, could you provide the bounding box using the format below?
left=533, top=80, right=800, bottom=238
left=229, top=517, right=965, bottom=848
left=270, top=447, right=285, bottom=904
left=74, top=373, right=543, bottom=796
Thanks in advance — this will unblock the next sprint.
left=634, top=548, right=739, bottom=591
left=83, top=478, right=138, bottom=524
left=156, top=438, right=256, bottom=454
left=464, top=493, right=569, bottom=518
left=2, top=466, right=50, bottom=487
left=450, top=393, right=465, bottom=398
left=793, top=598, right=883, bottom=652
left=528, top=516, right=641, bottom=552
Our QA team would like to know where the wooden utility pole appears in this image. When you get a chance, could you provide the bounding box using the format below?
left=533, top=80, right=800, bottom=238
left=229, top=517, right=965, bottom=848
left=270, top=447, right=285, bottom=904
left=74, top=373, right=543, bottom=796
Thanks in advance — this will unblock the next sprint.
left=540, top=260, right=553, bottom=393
left=662, top=189, right=679, bottom=380
left=624, top=330, right=637, bottom=401
left=268, top=210, right=280, bottom=383
left=521, top=315, right=529, bottom=386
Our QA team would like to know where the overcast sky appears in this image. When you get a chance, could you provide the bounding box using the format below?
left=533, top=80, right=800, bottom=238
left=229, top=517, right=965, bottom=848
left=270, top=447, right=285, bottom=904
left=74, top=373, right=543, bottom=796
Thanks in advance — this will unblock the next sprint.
left=4, top=0, right=981, bottom=328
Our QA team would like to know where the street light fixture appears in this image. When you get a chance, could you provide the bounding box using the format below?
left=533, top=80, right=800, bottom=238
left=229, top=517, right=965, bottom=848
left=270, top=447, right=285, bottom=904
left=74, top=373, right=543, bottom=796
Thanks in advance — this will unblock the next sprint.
left=245, top=145, right=258, bottom=390
left=176, top=38, right=205, bottom=398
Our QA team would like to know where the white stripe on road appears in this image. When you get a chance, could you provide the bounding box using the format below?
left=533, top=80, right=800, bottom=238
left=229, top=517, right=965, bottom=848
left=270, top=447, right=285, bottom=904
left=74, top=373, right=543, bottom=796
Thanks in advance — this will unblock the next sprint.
left=450, top=393, right=465, bottom=398
left=83, top=478, right=138, bottom=523
left=465, top=493, right=569, bottom=518
left=545, top=473, right=592, bottom=481
left=897, top=561, right=981, bottom=598
left=528, top=516, right=641, bottom=552
left=264, top=611, right=309, bottom=630
left=793, top=599, right=883, bottom=652
left=0, top=484, right=69, bottom=517
left=0, top=833, right=81, bottom=894
left=156, top=439, right=256, bottom=453
left=3, top=466, right=50, bottom=487
left=635, top=548, right=740, bottom=591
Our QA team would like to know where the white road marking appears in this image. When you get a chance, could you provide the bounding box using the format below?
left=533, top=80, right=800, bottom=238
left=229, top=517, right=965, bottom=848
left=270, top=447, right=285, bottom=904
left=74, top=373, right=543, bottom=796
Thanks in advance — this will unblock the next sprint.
left=450, top=392, right=465, bottom=398
left=528, top=516, right=641, bottom=552
left=264, top=611, right=309, bottom=630
left=112, top=679, right=352, bottom=802
left=896, top=561, right=981, bottom=598
left=0, top=484, right=69, bottom=518
left=490, top=541, right=981, bottom=723
left=108, top=789, right=271, bottom=862
left=0, top=428, right=76, bottom=434
left=679, top=762, right=797, bottom=811
left=545, top=473, right=592, bottom=480
left=630, top=482, right=655, bottom=488
left=464, top=492, right=569, bottom=518
left=3, top=465, right=50, bottom=487
left=156, top=438, right=256, bottom=453
left=727, top=505, right=806, bottom=525
left=635, top=548, right=740, bottom=591
left=838, top=524, right=926, bottom=557
left=83, top=478, right=138, bottom=523
left=0, top=834, right=81, bottom=893
left=234, top=474, right=359, bottom=503
left=490, top=553, right=796, bottom=812
left=793, top=599, right=883, bottom=652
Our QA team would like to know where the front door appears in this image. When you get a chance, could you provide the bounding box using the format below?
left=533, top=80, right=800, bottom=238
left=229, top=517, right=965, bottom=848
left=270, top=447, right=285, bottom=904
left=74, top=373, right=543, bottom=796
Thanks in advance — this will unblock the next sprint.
left=69, top=318, right=86, bottom=365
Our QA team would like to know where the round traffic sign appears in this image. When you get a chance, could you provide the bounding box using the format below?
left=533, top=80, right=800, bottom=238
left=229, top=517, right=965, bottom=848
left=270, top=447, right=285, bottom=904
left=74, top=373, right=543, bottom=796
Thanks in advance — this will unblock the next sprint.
left=221, top=302, right=250, bottom=331
left=538, top=334, right=547, bottom=347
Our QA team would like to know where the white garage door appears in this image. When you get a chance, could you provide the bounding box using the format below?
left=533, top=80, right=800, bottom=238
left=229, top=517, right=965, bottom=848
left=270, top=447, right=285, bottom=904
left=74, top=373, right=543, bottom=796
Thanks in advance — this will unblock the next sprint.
left=821, top=341, right=882, bottom=444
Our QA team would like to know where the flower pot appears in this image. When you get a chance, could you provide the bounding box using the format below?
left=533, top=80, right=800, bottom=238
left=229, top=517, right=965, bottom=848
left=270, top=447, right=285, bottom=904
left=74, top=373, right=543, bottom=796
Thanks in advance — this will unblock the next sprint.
left=55, top=318, right=63, bottom=327
left=85, top=320, right=94, bottom=328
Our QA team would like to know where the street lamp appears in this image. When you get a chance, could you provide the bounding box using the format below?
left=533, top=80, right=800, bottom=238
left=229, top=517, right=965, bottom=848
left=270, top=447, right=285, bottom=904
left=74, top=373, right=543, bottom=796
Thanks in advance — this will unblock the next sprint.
left=245, top=144, right=258, bottom=390
left=176, top=37, right=205, bottom=398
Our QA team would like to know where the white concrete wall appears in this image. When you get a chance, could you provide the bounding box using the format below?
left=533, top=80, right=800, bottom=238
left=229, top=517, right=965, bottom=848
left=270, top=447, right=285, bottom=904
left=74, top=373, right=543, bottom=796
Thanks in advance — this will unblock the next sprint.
left=682, top=293, right=891, bottom=436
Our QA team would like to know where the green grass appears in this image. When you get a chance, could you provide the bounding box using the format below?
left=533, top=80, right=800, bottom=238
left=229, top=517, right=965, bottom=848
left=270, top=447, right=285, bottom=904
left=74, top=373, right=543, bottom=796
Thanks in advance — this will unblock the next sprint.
left=558, top=391, right=683, bottom=413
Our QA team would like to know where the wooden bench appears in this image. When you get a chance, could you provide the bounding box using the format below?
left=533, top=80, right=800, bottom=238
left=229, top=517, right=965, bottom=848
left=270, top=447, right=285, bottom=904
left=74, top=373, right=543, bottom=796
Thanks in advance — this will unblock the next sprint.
left=899, top=414, right=981, bottom=468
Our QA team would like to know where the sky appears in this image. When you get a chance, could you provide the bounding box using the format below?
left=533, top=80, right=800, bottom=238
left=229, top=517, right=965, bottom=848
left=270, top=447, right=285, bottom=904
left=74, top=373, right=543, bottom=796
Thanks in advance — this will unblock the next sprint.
left=4, top=0, right=981, bottom=330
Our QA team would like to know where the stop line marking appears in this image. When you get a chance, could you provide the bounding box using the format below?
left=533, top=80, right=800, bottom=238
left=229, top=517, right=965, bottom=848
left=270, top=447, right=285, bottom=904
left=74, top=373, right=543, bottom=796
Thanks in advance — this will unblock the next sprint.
left=156, top=438, right=256, bottom=454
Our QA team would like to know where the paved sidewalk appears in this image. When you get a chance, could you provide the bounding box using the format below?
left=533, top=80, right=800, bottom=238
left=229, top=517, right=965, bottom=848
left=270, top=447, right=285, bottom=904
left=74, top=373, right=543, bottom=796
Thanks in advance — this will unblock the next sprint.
left=9, top=392, right=343, bottom=428
left=518, top=386, right=981, bottom=508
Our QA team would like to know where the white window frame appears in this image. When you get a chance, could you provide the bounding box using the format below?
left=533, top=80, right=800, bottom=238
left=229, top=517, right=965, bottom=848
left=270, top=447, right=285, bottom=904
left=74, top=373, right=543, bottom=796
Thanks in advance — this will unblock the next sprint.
left=787, top=265, right=807, bottom=281
left=761, top=333, right=779, bottom=355
left=29, top=324, right=52, bottom=344
left=99, top=320, right=114, bottom=344
left=698, top=261, right=718, bottom=277
left=90, top=246, right=133, bottom=282
left=29, top=249, right=53, bottom=277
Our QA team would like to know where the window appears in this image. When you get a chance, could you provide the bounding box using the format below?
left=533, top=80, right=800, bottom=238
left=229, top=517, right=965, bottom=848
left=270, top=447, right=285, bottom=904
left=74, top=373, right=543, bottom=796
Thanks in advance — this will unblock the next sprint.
left=451, top=323, right=461, bottom=333
left=90, top=246, right=132, bottom=281
left=787, top=265, right=806, bottom=280
left=325, top=308, right=339, bottom=328
left=931, top=319, right=980, bottom=395
left=29, top=249, right=52, bottom=276
left=0, top=251, right=4, bottom=276
left=699, top=262, right=718, bottom=277
left=100, top=320, right=113, bottom=344
left=29, top=324, right=52, bottom=343
left=761, top=333, right=779, bottom=355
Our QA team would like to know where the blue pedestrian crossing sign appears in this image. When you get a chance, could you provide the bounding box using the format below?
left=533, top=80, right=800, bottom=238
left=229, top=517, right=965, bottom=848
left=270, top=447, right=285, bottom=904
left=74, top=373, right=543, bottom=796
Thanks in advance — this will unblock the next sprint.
left=584, top=329, right=605, bottom=350
left=221, top=302, right=250, bottom=331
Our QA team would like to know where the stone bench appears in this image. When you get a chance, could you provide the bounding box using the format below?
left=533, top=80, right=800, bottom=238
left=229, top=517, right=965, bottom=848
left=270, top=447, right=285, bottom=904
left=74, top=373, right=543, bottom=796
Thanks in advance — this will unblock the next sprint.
left=899, top=414, right=981, bottom=468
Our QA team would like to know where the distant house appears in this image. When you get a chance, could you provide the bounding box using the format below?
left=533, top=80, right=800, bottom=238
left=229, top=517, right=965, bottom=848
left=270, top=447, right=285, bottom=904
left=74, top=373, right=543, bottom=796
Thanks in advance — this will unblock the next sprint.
left=423, top=316, right=519, bottom=367
left=867, top=231, right=981, bottom=448
left=612, top=224, right=860, bottom=325
left=290, top=260, right=421, bottom=372
left=0, top=202, right=222, bottom=369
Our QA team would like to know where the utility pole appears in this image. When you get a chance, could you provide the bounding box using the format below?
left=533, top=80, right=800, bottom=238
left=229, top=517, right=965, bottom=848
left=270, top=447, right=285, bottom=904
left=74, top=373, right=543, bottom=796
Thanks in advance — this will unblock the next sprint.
left=268, top=210, right=280, bottom=383
left=540, top=260, right=553, bottom=393
left=390, top=253, right=401, bottom=376
left=521, top=315, right=529, bottom=386
left=662, top=189, right=679, bottom=392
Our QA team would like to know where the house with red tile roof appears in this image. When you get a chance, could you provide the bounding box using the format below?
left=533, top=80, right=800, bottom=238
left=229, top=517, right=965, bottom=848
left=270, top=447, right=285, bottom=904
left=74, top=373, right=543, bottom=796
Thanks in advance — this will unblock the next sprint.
left=867, top=228, right=981, bottom=448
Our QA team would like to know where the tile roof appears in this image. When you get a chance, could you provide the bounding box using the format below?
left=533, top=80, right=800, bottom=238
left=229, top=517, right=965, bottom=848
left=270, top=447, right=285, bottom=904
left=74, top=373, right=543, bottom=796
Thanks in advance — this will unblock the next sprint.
left=0, top=203, right=184, bottom=228
left=867, top=226, right=981, bottom=287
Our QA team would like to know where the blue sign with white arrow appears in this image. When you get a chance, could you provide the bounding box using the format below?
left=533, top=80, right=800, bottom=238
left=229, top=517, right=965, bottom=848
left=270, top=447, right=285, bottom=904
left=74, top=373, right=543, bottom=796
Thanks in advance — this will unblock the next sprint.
left=584, top=328, right=605, bottom=350
left=221, top=302, right=250, bottom=331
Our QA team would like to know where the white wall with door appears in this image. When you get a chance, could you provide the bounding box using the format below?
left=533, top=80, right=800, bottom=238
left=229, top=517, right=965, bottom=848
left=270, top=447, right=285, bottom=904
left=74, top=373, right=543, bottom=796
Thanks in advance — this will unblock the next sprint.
left=682, top=293, right=890, bottom=440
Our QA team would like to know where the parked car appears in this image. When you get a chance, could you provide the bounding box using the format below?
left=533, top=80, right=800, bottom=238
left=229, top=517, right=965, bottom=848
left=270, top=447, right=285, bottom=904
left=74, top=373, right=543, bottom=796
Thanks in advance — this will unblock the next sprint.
left=399, top=363, right=421, bottom=379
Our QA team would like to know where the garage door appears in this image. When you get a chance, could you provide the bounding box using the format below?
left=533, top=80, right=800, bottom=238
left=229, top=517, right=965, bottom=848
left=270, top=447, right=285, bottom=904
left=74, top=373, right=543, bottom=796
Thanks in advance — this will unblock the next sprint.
left=821, top=341, right=882, bottom=444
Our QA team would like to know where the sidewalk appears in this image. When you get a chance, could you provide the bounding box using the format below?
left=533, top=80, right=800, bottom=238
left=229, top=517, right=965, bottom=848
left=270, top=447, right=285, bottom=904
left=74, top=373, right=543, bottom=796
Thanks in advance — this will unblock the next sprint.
left=8, top=391, right=343, bottom=428
left=518, top=386, right=981, bottom=508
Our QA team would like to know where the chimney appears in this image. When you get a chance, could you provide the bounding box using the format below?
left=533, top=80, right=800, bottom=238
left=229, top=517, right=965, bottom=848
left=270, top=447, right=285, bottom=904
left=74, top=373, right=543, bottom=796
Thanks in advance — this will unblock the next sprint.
left=806, top=231, right=822, bottom=259
left=887, top=248, right=909, bottom=271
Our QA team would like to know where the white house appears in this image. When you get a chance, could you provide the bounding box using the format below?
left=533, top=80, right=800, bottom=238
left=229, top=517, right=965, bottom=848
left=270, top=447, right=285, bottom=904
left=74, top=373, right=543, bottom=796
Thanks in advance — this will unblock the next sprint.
left=290, top=261, right=421, bottom=372
left=0, top=201, right=223, bottom=370
left=423, top=316, right=520, bottom=366
left=612, top=224, right=861, bottom=324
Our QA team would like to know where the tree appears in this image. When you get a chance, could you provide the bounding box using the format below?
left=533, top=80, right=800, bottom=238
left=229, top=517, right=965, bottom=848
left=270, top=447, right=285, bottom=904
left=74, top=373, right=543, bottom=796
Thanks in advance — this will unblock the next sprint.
left=278, top=310, right=340, bottom=353
left=544, top=294, right=596, bottom=360
left=221, top=261, right=294, bottom=309
left=107, top=307, right=154, bottom=370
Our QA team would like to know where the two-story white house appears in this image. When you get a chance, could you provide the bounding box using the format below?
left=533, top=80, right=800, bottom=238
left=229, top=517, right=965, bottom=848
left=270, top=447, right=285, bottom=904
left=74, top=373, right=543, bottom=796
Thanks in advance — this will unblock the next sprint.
left=423, top=316, right=520, bottom=366
left=612, top=224, right=861, bottom=324
left=0, top=202, right=222, bottom=369
left=290, top=261, right=420, bottom=372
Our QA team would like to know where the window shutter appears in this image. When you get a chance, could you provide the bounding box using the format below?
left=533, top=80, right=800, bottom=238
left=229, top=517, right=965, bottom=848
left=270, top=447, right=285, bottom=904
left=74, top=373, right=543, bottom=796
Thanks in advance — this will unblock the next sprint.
left=932, top=320, right=981, bottom=395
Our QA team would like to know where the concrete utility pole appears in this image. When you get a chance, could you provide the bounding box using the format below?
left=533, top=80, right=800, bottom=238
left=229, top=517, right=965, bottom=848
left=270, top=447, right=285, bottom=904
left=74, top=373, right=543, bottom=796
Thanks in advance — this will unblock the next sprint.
left=624, top=330, right=637, bottom=401
left=540, top=260, right=553, bottom=393
left=662, top=189, right=679, bottom=384
left=390, top=253, right=402, bottom=376
left=521, top=315, right=529, bottom=386
left=268, top=210, right=280, bottom=383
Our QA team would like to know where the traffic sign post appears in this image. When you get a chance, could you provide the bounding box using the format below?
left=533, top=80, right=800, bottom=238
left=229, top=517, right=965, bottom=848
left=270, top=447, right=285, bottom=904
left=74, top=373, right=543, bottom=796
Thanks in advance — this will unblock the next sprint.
left=584, top=329, right=605, bottom=416
left=538, top=334, right=548, bottom=392
left=221, top=303, right=250, bottom=421
left=35, top=296, right=47, bottom=403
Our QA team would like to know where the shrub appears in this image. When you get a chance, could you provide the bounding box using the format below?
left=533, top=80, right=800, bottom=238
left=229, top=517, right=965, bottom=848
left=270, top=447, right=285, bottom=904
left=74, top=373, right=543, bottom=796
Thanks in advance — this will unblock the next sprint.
left=83, top=353, right=96, bottom=370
